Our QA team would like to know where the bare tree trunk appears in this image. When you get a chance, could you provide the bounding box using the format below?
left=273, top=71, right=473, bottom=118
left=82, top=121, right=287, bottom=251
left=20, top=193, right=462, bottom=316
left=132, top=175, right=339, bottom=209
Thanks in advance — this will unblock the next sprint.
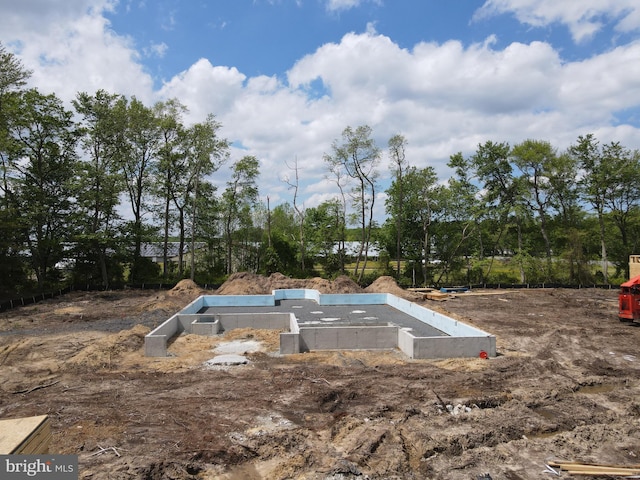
left=598, top=211, right=608, bottom=283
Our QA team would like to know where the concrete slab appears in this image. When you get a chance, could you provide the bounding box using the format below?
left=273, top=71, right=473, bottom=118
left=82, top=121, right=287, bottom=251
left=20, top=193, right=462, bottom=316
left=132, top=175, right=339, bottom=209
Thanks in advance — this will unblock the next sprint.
left=200, top=300, right=447, bottom=337
left=145, top=289, right=496, bottom=359
left=204, top=354, right=249, bottom=366
left=214, top=340, right=261, bottom=354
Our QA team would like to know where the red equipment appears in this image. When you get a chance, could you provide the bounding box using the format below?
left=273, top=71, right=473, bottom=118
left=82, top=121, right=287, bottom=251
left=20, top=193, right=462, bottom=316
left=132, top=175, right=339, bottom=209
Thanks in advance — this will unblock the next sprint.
left=619, top=275, right=640, bottom=321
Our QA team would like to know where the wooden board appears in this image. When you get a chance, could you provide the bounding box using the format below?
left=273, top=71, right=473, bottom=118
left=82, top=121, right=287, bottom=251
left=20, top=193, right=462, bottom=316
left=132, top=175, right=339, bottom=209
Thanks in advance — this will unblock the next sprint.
left=424, top=292, right=449, bottom=301
left=454, top=291, right=518, bottom=296
left=0, top=415, right=51, bottom=454
left=630, top=255, right=640, bottom=279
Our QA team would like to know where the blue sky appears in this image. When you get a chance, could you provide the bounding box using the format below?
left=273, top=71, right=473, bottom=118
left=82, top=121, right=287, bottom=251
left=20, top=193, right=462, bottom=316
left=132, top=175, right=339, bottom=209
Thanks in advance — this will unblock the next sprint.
left=107, top=1, right=495, bottom=83
left=2, top=0, right=640, bottom=221
left=103, top=1, right=636, bottom=83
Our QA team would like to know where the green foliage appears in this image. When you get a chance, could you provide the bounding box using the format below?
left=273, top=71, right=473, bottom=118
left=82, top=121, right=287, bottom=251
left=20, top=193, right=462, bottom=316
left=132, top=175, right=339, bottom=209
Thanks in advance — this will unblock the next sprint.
left=129, top=257, right=161, bottom=284
left=324, top=125, right=380, bottom=283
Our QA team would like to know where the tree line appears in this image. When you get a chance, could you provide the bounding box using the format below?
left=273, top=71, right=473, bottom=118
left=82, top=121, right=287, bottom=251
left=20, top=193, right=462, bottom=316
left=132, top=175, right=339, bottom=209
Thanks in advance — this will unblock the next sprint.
left=384, top=134, right=640, bottom=287
left=2, top=42, right=639, bottom=298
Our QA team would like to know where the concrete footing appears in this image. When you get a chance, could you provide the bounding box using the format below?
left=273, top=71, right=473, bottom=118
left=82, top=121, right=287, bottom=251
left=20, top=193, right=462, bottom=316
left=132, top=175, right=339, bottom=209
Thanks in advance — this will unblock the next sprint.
left=145, top=289, right=496, bottom=360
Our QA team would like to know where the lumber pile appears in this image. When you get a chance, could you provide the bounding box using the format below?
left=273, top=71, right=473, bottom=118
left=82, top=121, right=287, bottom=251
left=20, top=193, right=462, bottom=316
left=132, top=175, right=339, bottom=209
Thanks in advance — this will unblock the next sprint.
left=423, top=291, right=450, bottom=301
left=0, top=415, right=51, bottom=454
left=547, top=459, right=640, bottom=476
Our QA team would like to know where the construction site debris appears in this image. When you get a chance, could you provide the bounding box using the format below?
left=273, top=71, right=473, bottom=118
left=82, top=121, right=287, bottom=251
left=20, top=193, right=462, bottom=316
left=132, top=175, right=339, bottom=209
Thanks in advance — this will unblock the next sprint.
left=424, top=291, right=450, bottom=301
left=547, top=459, right=640, bottom=476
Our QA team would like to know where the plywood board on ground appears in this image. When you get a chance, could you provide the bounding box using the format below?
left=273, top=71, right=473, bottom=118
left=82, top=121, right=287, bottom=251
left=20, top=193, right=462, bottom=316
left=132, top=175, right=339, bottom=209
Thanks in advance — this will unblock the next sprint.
left=424, top=291, right=449, bottom=301
left=0, top=415, right=51, bottom=454
left=455, top=291, right=518, bottom=296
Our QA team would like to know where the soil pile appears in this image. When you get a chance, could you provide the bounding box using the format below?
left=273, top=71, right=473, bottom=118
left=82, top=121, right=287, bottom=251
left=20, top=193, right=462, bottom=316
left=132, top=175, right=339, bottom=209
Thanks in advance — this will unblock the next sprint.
left=136, top=280, right=206, bottom=313
left=168, top=279, right=206, bottom=296
left=67, top=324, right=150, bottom=369
left=215, top=272, right=271, bottom=295
left=365, top=275, right=423, bottom=301
left=215, top=272, right=363, bottom=295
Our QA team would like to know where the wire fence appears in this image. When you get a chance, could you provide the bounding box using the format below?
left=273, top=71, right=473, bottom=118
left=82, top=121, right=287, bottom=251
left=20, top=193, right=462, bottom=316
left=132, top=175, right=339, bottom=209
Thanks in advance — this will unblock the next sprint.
left=0, top=282, right=221, bottom=314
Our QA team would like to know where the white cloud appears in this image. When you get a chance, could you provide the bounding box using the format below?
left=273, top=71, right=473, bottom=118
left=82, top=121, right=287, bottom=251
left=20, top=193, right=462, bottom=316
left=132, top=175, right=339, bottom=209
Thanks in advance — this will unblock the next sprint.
left=154, top=27, right=640, bottom=213
left=2, top=1, right=640, bottom=220
left=0, top=0, right=154, bottom=103
left=475, top=0, right=640, bottom=43
left=158, top=58, right=246, bottom=119
left=145, top=42, right=168, bottom=59
left=324, top=0, right=381, bottom=13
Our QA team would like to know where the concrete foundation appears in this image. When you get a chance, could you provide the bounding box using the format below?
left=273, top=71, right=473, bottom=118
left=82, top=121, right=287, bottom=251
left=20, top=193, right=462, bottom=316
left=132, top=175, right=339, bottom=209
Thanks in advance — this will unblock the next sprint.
left=145, top=289, right=496, bottom=359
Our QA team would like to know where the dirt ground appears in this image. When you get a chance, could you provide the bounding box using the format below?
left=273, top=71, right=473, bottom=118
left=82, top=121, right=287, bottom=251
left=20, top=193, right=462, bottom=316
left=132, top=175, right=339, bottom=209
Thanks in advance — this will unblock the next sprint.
left=1, top=273, right=639, bottom=479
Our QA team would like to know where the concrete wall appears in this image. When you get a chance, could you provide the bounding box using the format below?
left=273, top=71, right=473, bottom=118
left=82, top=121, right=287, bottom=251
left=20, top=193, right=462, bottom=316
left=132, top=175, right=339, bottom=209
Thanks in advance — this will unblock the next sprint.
left=397, top=327, right=496, bottom=359
left=318, top=293, right=387, bottom=306
left=299, top=325, right=398, bottom=351
left=413, top=335, right=495, bottom=359
left=397, top=328, right=415, bottom=357
left=387, top=294, right=493, bottom=338
left=179, top=296, right=206, bottom=314
left=273, top=289, right=319, bottom=302
left=279, top=313, right=300, bottom=354
left=216, top=312, right=291, bottom=330
left=190, top=315, right=221, bottom=336
left=145, top=314, right=181, bottom=357
left=202, top=295, right=275, bottom=308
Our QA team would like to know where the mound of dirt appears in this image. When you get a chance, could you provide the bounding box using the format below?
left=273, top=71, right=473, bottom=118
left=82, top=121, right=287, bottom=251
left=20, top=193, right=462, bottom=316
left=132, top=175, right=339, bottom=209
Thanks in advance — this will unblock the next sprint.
left=327, top=275, right=364, bottom=294
left=215, top=272, right=271, bottom=295
left=136, top=293, right=189, bottom=313
left=67, top=324, right=150, bottom=369
left=365, top=275, right=423, bottom=301
left=136, top=280, right=206, bottom=312
left=215, top=272, right=364, bottom=295
left=169, top=279, right=206, bottom=296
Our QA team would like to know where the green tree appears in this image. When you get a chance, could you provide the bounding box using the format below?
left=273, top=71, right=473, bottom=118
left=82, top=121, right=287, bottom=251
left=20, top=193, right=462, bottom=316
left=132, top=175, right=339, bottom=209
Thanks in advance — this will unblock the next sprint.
left=120, top=97, right=160, bottom=283
left=263, top=202, right=299, bottom=275
left=601, top=143, right=640, bottom=278
left=469, top=141, right=521, bottom=280
left=387, top=134, right=408, bottom=279
left=283, top=158, right=307, bottom=272
left=72, top=90, right=127, bottom=287
left=221, top=156, right=259, bottom=274
left=305, top=199, right=346, bottom=277
left=152, top=98, right=188, bottom=279
left=9, top=89, right=78, bottom=289
left=324, top=125, right=380, bottom=283
left=0, top=41, right=31, bottom=120
left=384, top=165, right=440, bottom=285
left=190, top=181, right=224, bottom=283
left=569, top=134, right=612, bottom=282
left=545, top=151, right=586, bottom=283
left=511, top=139, right=558, bottom=280
left=324, top=155, right=349, bottom=274
left=0, top=43, right=32, bottom=295
left=184, top=115, right=228, bottom=280
left=0, top=42, right=31, bottom=202
left=438, top=152, right=482, bottom=284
